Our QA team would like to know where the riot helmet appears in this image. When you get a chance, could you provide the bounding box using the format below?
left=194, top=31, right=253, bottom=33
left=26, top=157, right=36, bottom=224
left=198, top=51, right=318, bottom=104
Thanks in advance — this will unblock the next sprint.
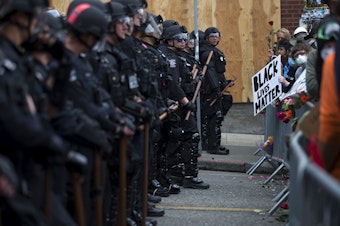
left=163, top=24, right=187, bottom=41
left=140, top=0, right=148, bottom=8
left=106, top=1, right=132, bottom=27
left=204, top=27, right=220, bottom=40
left=66, top=0, right=105, bottom=16
left=160, top=20, right=178, bottom=40
left=113, top=0, right=147, bottom=24
left=45, top=10, right=65, bottom=42
left=66, top=3, right=107, bottom=39
left=0, top=0, right=49, bottom=19
left=163, top=20, right=179, bottom=29
left=144, top=13, right=163, bottom=39
left=187, top=30, right=197, bottom=48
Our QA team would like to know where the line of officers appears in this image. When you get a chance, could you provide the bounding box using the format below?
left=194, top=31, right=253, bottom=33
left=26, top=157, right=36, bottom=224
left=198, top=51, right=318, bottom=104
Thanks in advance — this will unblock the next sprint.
left=0, top=0, right=234, bottom=226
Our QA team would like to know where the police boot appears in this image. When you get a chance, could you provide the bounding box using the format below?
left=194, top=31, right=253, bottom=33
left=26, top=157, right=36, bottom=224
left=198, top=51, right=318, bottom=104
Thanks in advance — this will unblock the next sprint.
left=183, top=177, right=210, bottom=189
left=147, top=201, right=165, bottom=217
left=132, top=209, right=159, bottom=225
left=149, top=179, right=170, bottom=197
left=157, top=173, right=181, bottom=194
left=127, top=217, right=138, bottom=226
left=168, top=165, right=184, bottom=186
left=148, top=193, right=161, bottom=203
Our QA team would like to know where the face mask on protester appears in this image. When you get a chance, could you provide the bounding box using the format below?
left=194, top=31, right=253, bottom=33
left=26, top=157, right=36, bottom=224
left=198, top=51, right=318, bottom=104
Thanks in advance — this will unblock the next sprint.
left=295, top=54, right=307, bottom=66
left=288, top=57, right=296, bottom=67
left=321, top=47, right=335, bottom=60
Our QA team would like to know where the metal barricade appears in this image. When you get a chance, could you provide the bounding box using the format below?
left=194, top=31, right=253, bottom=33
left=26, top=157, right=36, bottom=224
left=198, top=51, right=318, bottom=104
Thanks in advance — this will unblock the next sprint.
left=289, top=131, right=340, bottom=226
left=247, top=104, right=290, bottom=176
left=247, top=103, right=312, bottom=215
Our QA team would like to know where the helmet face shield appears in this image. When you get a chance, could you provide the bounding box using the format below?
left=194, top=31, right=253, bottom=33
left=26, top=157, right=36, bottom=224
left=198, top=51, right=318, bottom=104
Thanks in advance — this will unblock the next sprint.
left=173, top=33, right=188, bottom=41
left=137, top=7, right=147, bottom=24
left=144, top=14, right=162, bottom=39
left=116, top=16, right=133, bottom=26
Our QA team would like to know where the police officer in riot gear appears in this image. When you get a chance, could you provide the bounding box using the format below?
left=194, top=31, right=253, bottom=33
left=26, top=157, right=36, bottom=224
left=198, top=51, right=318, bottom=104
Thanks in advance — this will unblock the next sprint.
left=99, top=2, right=158, bottom=226
left=200, top=27, right=234, bottom=155
left=108, top=1, right=166, bottom=224
left=0, top=0, right=86, bottom=225
left=63, top=3, right=134, bottom=226
left=159, top=24, right=210, bottom=189
left=133, top=12, right=183, bottom=197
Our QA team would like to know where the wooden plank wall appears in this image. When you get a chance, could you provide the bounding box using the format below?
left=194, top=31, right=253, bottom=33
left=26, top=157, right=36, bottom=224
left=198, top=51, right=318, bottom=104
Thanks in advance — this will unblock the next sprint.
left=51, top=0, right=280, bottom=103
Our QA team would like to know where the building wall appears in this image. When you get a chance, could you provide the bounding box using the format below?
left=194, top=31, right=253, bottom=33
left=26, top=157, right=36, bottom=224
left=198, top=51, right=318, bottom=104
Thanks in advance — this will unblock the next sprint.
left=281, top=0, right=306, bottom=35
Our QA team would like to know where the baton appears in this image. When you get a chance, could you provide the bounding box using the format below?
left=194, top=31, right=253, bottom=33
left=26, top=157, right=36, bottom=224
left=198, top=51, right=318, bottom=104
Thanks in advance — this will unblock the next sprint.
left=93, top=149, right=103, bottom=226
left=142, top=123, right=150, bottom=226
left=209, top=76, right=237, bottom=107
left=185, top=50, right=214, bottom=120
left=71, top=170, right=86, bottom=226
left=44, top=166, right=52, bottom=226
left=159, top=103, right=179, bottom=121
left=117, top=136, right=128, bottom=226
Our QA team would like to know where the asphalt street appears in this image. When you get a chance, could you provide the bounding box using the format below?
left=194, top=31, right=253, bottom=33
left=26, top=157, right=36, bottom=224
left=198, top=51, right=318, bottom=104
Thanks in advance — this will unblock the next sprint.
left=150, top=170, right=288, bottom=226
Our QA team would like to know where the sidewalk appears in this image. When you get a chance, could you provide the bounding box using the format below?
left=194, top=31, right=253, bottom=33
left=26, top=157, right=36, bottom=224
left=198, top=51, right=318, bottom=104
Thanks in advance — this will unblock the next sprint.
left=198, top=133, right=274, bottom=174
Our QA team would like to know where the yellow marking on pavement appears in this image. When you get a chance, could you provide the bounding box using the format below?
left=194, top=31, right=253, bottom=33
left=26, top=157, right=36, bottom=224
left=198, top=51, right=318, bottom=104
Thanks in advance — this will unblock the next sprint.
left=157, top=205, right=264, bottom=212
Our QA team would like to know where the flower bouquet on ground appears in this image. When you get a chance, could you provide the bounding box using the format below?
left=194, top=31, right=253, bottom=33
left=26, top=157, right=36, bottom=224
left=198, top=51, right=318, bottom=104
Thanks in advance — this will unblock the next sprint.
left=260, top=136, right=274, bottom=155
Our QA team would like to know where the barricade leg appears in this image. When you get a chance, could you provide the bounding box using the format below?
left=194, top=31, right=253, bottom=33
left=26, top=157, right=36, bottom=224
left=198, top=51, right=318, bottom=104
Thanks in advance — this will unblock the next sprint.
left=246, top=155, right=267, bottom=175
left=253, top=148, right=262, bottom=156
left=273, top=185, right=289, bottom=202
left=264, top=162, right=286, bottom=185
left=268, top=191, right=289, bottom=216
left=246, top=154, right=279, bottom=175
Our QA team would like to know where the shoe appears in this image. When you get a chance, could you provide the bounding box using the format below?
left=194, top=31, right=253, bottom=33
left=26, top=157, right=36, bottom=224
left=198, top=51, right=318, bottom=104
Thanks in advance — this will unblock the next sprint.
left=149, top=179, right=170, bottom=197
left=148, top=201, right=155, bottom=208
left=183, top=177, right=210, bottom=189
left=127, top=217, right=138, bottom=226
left=158, top=174, right=181, bottom=194
left=147, top=218, right=158, bottom=226
left=168, top=183, right=181, bottom=194
left=149, top=186, right=169, bottom=197
left=147, top=206, right=165, bottom=217
left=169, top=175, right=184, bottom=186
left=148, top=193, right=161, bottom=203
left=132, top=210, right=159, bottom=225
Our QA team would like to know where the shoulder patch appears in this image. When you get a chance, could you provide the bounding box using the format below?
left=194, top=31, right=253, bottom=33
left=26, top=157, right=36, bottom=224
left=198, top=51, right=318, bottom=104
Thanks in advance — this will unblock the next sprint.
left=69, top=69, right=77, bottom=82
left=0, top=59, right=16, bottom=76
left=168, top=59, right=176, bottom=68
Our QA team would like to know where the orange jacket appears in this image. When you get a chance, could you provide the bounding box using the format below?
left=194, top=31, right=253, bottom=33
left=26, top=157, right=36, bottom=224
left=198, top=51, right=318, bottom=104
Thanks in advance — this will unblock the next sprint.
left=320, top=52, right=340, bottom=180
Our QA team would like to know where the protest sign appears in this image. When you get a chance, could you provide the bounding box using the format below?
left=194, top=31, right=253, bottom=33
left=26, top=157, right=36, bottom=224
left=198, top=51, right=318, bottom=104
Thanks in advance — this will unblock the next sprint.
left=279, top=69, right=306, bottom=100
left=252, top=55, right=282, bottom=116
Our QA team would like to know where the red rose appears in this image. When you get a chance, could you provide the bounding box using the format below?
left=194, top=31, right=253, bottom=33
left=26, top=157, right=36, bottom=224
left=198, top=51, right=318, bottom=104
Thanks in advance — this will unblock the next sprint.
left=268, top=21, right=274, bottom=26
left=283, top=117, right=290, bottom=123
left=277, top=112, right=285, bottom=120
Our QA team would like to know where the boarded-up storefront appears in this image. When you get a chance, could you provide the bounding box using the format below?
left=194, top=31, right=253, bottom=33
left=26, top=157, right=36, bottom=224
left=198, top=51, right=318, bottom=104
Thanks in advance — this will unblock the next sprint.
left=51, top=0, right=281, bottom=103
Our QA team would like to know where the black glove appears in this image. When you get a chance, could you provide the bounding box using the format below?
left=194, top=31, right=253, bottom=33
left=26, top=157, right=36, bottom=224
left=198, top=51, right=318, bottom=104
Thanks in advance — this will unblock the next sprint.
left=66, top=151, right=88, bottom=175
left=183, top=101, right=196, bottom=112
left=167, top=99, right=177, bottom=107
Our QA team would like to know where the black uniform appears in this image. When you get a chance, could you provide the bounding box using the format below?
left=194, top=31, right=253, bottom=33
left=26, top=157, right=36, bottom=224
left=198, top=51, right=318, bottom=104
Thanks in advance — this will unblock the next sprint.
left=199, top=43, right=229, bottom=153
left=0, top=35, right=70, bottom=226
left=158, top=44, right=209, bottom=190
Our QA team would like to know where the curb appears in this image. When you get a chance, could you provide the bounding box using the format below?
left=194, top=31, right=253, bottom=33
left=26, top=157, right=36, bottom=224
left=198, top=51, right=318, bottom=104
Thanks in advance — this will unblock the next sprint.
left=198, top=158, right=274, bottom=174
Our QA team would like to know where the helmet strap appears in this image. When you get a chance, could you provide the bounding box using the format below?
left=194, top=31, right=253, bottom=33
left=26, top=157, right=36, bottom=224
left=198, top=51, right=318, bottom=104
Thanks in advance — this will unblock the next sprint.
left=73, top=31, right=93, bottom=51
